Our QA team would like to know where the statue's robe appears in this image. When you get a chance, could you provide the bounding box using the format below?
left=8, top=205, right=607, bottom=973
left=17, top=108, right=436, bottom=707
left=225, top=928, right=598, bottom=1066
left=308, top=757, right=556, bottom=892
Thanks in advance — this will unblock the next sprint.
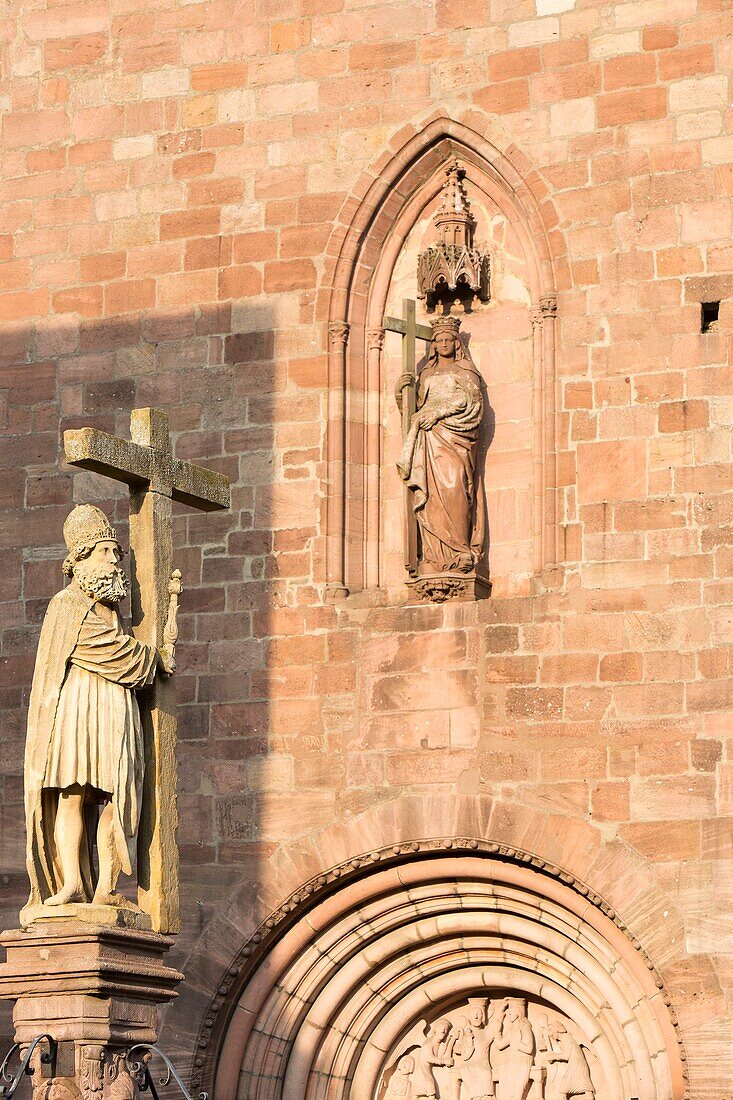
left=496, top=1016, right=534, bottom=1100
left=24, top=583, right=156, bottom=908
left=398, top=360, right=485, bottom=575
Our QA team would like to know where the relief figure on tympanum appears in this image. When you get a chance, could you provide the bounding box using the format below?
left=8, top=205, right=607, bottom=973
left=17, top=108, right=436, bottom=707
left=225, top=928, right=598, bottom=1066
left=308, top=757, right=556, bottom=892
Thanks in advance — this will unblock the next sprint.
left=395, top=314, right=487, bottom=602
left=378, top=993, right=599, bottom=1100
left=23, top=505, right=175, bottom=919
left=412, top=1019, right=458, bottom=1099
left=494, top=998, right=535, bottom=1100
left=454, top=997, right=503, bottom=1099
left=384, top=1056, right=416, bottom=1099
left=536, top=1017, right=594, bottom=1100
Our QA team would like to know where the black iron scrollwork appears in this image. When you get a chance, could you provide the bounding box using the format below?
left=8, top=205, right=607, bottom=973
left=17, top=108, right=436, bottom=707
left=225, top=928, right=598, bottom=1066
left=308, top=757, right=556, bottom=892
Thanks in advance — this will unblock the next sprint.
left=0, top=1035, right=57, bottom=1098
left=123, top=1046, right=207, bottom=1100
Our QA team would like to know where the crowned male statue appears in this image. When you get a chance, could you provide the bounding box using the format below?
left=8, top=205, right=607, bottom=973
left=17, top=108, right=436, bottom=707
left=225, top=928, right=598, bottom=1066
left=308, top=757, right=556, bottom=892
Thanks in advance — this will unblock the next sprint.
left=23, top=504, right=175, bottom=918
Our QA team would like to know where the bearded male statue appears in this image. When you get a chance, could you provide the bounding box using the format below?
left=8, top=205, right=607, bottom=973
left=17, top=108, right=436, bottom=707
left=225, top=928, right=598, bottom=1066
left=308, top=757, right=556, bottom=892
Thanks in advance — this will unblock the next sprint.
left=23, top=504, right=175, bottom=918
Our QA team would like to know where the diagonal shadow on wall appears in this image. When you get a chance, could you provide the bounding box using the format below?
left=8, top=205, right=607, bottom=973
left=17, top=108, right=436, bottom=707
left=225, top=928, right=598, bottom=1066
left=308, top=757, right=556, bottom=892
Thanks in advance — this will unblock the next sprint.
left=0, top=300, right=288, bottom=1098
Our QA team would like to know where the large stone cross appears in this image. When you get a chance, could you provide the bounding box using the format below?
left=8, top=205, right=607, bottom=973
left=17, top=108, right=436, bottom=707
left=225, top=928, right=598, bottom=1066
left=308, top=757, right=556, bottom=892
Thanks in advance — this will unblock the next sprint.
left=64, top=407, right=230, bottom=933
left=383, top=299, right=432, bottom=576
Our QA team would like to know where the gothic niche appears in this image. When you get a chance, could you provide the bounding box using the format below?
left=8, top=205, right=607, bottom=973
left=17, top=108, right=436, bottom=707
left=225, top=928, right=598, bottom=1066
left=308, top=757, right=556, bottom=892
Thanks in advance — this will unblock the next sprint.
left=379, top=994, right=599, bottom=1100
left=417, top=158, right=490, bottom=313
left=325, top=120, right=559, bottom=602
left=381, top=152, right=537, bottom=603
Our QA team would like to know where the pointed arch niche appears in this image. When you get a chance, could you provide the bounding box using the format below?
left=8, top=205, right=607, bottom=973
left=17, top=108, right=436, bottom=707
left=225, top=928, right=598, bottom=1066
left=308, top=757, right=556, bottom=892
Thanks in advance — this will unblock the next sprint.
left=324, top=115, right=561, bottom=600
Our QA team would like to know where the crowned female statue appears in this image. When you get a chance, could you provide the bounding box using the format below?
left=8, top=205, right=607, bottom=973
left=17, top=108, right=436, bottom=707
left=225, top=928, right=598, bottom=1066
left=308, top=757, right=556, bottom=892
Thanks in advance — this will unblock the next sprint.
left=395, top=315, right=488, bottom=600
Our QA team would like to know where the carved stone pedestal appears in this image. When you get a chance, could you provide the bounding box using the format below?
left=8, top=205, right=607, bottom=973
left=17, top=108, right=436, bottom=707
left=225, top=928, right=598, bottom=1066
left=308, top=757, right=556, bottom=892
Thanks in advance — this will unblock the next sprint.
left=0, top=920, right=183, bottom=1099
left=407, top=571, right=491, bottom=603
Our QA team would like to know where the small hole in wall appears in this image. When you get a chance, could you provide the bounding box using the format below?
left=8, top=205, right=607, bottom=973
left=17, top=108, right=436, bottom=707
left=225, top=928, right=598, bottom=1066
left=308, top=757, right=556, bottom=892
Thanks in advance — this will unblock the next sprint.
left=701, top=301, right=720, bottom=333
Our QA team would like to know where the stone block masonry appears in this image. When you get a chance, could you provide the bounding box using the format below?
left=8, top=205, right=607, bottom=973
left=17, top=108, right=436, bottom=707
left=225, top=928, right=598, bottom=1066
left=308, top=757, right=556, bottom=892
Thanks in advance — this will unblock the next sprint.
left=1, top=0, right=733, bottom=1095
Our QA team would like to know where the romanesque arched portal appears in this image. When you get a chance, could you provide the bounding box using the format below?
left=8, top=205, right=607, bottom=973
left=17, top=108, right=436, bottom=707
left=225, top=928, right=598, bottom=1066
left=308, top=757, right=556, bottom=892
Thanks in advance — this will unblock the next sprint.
left=206, top=844, right=686, bottom=1100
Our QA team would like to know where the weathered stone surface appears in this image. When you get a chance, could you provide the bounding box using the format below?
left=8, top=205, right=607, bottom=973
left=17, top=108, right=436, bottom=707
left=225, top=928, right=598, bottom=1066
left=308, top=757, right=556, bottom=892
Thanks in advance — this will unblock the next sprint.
left=0, top=921, right=182, bottom=1098
left=63, top=410, right=230, bottom=936
left=1, top=0, right=733, bottom=1095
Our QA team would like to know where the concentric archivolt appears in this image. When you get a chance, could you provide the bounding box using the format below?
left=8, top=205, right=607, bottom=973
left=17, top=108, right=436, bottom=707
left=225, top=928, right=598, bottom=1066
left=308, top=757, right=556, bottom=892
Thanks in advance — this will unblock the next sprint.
left=194, top=841, right=687, bottom=1100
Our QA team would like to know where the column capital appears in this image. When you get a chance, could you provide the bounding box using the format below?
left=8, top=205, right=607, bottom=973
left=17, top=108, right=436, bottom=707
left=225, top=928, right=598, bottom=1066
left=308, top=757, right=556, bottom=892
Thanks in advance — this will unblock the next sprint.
left=539, top=294, right=557, bottom=319
left=366, top=326, right=385, bottom=352
left=328, top=320, right=350, bottom=346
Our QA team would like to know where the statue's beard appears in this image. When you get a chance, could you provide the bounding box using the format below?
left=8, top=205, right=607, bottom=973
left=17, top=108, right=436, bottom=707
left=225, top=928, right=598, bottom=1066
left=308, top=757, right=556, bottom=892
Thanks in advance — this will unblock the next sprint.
left=75, top=563, right=130, bottom=604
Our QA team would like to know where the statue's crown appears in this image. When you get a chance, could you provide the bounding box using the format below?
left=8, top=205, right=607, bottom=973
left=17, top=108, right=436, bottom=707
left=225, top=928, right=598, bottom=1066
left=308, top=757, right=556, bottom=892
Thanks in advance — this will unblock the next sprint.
left=431, top=315, right=461, bottom=336
left=63, top=504, right=118, bottom=555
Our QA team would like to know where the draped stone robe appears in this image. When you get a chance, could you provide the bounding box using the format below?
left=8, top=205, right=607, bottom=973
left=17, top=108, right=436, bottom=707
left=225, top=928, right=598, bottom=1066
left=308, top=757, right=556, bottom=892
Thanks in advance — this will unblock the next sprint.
left=397, top=358, right=485, bottom=576
left=24, top=582, right=156, bottom=908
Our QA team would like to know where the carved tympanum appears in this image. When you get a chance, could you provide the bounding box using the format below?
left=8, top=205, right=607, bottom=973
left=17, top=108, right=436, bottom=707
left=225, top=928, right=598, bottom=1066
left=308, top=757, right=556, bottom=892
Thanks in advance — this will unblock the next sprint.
left=395, top=314, right=489, bottom=601
left=378, top=994, right=597, bottom=1100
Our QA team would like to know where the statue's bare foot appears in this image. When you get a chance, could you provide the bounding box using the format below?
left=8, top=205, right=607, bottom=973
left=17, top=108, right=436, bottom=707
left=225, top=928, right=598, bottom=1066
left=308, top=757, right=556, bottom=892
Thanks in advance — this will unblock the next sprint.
left=45, top=881, right=85, bottom=905
left=92, top=887, right=118, bottom=905
left=92, top=890, right=141, bottom=912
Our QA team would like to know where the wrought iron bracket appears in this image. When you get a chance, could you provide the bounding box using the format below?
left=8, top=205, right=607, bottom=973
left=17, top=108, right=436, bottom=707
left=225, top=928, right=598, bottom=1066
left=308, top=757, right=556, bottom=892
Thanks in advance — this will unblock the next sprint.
left=123, top=1045, right=207, bottom=1100
left=0, top=1035, right=57, bottom=1098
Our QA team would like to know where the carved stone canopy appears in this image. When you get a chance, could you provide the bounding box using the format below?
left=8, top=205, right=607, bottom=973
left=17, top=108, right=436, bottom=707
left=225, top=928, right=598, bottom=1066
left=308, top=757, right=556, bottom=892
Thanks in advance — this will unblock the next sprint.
left=417, top=158, right=490, bottom=312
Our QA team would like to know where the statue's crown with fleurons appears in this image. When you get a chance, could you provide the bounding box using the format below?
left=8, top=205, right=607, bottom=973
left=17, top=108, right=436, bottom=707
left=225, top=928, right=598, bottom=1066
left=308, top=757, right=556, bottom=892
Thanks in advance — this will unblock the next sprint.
left=431, top=314, right=461, bottom=336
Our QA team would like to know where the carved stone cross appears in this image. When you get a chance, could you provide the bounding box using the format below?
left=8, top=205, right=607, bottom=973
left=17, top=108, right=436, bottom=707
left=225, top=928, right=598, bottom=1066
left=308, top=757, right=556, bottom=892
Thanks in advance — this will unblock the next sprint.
left=64, top=408, right=230, bottom=933
left=383, top=299, right=432, bottom=575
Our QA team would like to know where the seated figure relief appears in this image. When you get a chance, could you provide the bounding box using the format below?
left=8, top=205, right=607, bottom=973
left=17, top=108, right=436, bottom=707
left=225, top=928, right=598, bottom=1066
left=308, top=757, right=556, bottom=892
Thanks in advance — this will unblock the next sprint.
left=378, top=995, right=597, bottom=1100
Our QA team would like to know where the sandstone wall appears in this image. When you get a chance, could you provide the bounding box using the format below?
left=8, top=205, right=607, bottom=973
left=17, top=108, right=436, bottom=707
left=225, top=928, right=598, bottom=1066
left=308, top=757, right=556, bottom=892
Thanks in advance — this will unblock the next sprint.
left=1, top=0, right=732, bottom=1094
